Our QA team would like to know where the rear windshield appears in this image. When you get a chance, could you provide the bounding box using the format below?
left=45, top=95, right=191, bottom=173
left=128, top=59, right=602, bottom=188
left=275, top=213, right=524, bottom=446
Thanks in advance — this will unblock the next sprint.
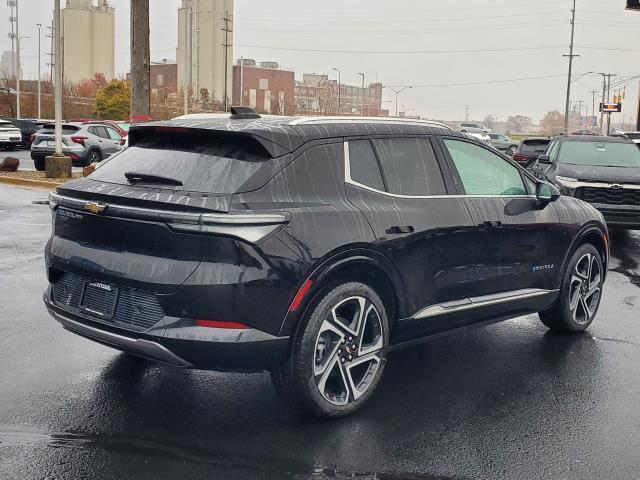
left=625, top=132, right=640, bottom=140
left=0, top=122, right=17, bottom=128
left=39, top=126, right=81, bottom=135
left=558, top=141, right=640, bottom=167
left=89, top=128, right=272, bottom=194
left=521, top=140, right=550, bottom=153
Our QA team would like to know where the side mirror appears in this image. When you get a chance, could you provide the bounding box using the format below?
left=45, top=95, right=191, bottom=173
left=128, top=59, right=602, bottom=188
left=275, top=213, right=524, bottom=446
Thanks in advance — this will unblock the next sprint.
left=536, top=181, right=560, bottom=204
left=537, top=155, right=552, bottom=164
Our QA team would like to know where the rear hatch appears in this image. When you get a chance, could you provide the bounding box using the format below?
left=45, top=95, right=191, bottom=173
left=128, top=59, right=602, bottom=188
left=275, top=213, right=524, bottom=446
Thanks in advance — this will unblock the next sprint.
left=0, top=121, right=21, bottom=141
left=48, top=126, right=284, bottom=296
left=33, top=124, right=81, bottom=148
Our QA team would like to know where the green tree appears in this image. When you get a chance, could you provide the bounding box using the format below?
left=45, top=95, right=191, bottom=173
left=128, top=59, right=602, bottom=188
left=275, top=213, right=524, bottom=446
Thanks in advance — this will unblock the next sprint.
left=95, top=80, right=131, bottom=120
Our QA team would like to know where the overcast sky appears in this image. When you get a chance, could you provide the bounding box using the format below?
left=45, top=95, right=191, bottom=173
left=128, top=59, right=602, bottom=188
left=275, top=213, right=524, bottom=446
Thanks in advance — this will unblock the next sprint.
left=2, top=0, right=640, bottom=122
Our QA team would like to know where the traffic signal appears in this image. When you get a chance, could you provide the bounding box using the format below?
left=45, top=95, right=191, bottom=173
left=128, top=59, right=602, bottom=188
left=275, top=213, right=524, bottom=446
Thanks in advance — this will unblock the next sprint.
left=628, top=0, right=640, bottom=10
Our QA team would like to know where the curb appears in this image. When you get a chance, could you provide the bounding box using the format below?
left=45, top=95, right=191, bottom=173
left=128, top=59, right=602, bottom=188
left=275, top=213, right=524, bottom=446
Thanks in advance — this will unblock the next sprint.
left=0, top=176, right=63, bottom=190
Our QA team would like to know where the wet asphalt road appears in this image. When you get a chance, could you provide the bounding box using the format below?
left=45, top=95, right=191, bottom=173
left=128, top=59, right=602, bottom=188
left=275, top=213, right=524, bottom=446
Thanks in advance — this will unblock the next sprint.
left=1, top=184, right=639, bottom=480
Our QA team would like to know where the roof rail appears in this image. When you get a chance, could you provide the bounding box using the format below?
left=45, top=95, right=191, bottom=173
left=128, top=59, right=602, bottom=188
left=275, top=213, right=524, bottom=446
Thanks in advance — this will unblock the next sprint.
left=289, top=116, right=453, bottom=130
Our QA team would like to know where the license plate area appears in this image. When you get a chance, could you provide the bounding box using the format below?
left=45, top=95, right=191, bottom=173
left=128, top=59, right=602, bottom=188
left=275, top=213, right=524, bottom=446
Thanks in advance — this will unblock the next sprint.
left=80, top=281, right=119, bottom=319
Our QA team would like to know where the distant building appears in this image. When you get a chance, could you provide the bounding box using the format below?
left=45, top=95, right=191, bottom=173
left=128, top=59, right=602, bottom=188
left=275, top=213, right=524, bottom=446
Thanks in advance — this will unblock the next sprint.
left=232, top=59, right=295, bottom=115
left=61, top=0, right=115, bottom=83
left=151, top=60, right=178, bottom=93
left=0, top=51, right=14, bottom=77
left=294, top=73, right=384, bottom=116
left=177, top=0, right=234, bottom=106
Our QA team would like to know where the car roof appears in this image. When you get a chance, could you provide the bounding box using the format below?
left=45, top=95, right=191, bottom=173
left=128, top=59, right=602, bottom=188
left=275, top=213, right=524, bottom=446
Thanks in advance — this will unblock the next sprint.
left=133, top=115, right=460, bottom=157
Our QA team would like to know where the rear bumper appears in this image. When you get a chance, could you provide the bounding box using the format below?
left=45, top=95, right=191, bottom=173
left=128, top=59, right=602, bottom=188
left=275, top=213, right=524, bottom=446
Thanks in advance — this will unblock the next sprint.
left=31, top=150, right=87, bottom=165
left=44, top=292, right=290, bottom=372
left=591, top=203, right=640, bottom=229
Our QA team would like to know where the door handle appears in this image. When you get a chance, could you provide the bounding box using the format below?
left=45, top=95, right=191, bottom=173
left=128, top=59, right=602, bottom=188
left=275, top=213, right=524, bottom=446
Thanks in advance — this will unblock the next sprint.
left=386, top=225, right=415, bottom=234
left=480, top=220, right=502, bottom=228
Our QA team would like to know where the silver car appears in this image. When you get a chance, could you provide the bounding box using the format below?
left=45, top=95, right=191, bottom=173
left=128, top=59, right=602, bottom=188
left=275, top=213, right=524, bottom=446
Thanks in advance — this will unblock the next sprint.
left=31, top=122, right=124, bottom=171
left=488, top=133, right=519, bottom=155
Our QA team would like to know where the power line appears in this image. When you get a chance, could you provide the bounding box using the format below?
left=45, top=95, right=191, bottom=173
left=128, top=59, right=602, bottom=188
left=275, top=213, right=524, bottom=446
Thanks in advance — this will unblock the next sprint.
left=386, top=73, right=573, bottom=88
left=235, top=44, right=565, bottom=55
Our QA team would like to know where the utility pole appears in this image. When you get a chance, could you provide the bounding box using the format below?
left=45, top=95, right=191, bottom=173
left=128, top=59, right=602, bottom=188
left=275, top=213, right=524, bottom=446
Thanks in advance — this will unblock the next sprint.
left=46, top=21, right=54, bottom=82
left=8, top=1, right=16, bottom=80
left=54, top=0, right=62, bottom=154
left=130, top=0, right=150, bottom=122
left=221, top=11, right=232, bottom=112
left=332, top=67, right=341, bottom=115
left=358, top=72, right=365, bottom=116
left=465, top=104, right=470, bottom=122
left=605, top=73, right=617, bottom=135
left=37, top=23, right=42, bottom=119
left=590, top=89, right=598, bottom=129
left=183, top=4, right=191, bottom=115
left=563, top=0, right=578, bottom=133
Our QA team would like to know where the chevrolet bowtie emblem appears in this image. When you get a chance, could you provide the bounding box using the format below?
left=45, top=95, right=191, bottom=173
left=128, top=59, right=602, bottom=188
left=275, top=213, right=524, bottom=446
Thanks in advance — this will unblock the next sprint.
left=609, top=184, right=624, bottom=190
left=84, top=202, right=107, bottom=214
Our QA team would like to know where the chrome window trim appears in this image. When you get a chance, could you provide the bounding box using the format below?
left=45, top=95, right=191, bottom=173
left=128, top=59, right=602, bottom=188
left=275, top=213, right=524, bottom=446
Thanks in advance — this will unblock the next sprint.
left=415, top=288, right=557, bottom=319
left=343, top=141, right=536, bottom=200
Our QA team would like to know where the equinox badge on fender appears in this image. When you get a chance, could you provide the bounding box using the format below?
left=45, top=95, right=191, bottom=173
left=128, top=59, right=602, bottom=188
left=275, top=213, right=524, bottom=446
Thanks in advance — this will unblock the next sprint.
left=84, top=202, right=107, bottom=214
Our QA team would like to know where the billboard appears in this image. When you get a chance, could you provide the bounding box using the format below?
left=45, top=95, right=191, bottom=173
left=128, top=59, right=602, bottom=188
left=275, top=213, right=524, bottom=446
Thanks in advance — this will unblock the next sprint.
left=600, top=103, right=622, bottom=113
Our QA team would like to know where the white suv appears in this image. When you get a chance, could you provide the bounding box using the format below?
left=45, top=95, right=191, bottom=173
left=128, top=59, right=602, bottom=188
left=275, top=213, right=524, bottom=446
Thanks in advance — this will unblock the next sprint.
left=0, top=120, right=22, bottom=150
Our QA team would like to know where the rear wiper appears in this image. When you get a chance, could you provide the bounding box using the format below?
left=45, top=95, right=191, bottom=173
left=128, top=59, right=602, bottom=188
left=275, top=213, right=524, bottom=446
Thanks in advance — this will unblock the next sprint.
left=124, top=171, right=183, bottom=186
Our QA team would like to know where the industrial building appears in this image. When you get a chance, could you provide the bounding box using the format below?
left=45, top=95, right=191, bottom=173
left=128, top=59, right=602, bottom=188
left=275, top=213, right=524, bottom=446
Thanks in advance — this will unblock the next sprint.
left=232, top=59, right=295, bottom=115
left=61, top=0, right=115, bottom=83
left=177, top=0, right=234, bottom=107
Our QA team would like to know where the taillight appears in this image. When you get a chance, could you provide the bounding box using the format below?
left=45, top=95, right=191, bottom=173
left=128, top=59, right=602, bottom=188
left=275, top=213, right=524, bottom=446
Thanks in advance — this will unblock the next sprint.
left=512, top=153, right=527, bottom=162
left=70, top=136, right=88, bottom=146
left=120, top=138, right=126, bottom=145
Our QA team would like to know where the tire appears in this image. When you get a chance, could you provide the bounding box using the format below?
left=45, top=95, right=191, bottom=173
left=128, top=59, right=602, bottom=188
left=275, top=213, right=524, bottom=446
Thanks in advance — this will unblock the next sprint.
left=87, top=150, right=102, bottom=165
left=34, top=157, right=45, bottom=171
left=271, top=282, right=390, bottom=418
left=539, top=243, right=604, bottom=332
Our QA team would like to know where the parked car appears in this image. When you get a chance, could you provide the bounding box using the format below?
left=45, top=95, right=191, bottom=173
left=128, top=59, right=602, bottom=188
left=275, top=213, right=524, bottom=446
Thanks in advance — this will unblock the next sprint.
left=488, top=133, right=519, bottom=155
left=44, top=111, right=608, bottom=418
left=530, top=134, right=640, bottom=229
left=31, top=122, right=124, bottom=170
left=4, top=118, right=38, bottom=148
left=68, top=119, right=130, bottom=137
left=0, top=120, right=22, bottom=150
left=465, top=132, right=492, bottom=145
left=620, top=131, right=640, bottom=147
left=512, top=137, right=552, bottom=167
left=459, top=122, right=491, bottom=134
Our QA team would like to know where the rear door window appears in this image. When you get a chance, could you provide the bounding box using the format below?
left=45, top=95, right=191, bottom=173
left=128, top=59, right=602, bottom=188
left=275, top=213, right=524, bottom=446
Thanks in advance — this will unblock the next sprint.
left=521, top=140, right=550, bottom=154
left=373, top=137, right=446, bottom=196
left=106, top=127, right=122, bottom=140
left=348, top=140, right=385, bottom=191
left=90, top=128, right=271, bottom=194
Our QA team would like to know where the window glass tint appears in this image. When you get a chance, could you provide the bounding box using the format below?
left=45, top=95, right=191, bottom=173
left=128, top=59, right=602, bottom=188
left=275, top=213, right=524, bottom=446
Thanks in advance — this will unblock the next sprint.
left=558, top=141, right=640, bottom=167
left=106, top=127, right=122, bottom=140
left=348, top=140, right=385, bottom=191
left=40, top=126, right=80, bottom=135
left=93, top=126, right=110, bottom=139
left=521, top=140, right=550, bottom=153
left=443, top=139, right=527, bottom=196
left=90, top=129, right=271, bottom=194
left=373, top=137, right=446, bottom=196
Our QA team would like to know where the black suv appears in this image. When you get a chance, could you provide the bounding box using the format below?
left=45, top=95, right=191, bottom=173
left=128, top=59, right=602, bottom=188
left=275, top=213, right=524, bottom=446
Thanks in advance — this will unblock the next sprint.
left=531, top=135, right=640, bottom=229
left=44, top=112, right=608, bottom=417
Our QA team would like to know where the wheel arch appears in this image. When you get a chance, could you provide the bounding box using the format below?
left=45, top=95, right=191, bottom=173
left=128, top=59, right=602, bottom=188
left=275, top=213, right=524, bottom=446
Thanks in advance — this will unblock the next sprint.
left=277, top=249, right=407, bottom=337
left=560, top=224, right=609, bottom=283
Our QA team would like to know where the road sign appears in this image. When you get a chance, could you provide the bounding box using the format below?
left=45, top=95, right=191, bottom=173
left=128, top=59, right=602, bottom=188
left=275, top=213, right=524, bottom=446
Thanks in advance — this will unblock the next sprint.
left=600, top=103, right=622, bottom=113
left=628, top=0, right=640, bottom=11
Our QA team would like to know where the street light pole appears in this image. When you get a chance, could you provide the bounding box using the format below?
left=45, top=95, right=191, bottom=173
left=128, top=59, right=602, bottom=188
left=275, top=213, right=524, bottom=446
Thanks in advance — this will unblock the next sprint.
left=54, top=0, right=62, bottom=156
left=37, top=23, right=42, bottom=119
left=332, top=67, right=341, bottom=115
left=15, top=0, right=20, bottom=119
left=384, top=86, right=412, bottom=117
left=357, top=72, right=365, bottom=116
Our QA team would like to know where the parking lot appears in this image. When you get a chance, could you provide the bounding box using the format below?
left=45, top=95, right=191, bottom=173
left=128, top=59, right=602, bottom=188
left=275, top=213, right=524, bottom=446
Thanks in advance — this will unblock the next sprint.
left=1, top=183, right=639, bottom=480
left=5, top=149, right=83, bottom=172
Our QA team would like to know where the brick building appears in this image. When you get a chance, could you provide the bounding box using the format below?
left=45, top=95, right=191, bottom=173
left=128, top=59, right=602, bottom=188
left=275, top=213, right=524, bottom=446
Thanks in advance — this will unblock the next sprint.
left=150, top=61, right=178, bottom=93
left=294, top=73, right=384, bottom=117
left=232, top=59, right=295, bottom=115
